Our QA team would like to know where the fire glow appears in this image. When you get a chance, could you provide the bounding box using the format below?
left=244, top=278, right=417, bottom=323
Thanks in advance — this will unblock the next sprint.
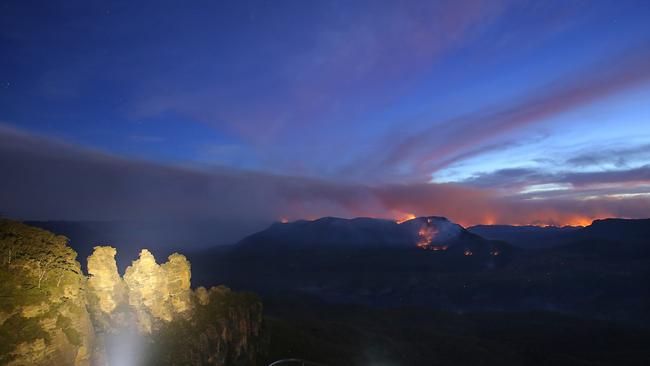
left=395, top=213, right=416, bottom=224
left=416, top=224, right=447, bottom=251
left=472, top=213, right=596, bottom=228
left=395, top=212, right=597, bottom=230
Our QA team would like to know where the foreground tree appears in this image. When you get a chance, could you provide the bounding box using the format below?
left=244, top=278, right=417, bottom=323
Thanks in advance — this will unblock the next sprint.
left=0, top=220, right=93, bottom=366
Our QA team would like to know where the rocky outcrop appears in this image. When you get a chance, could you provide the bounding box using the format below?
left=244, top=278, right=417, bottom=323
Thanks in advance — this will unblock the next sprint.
left=162, top=253, right=192, bottom=315
left=86, top=246, right=126, bottom=332
left=150, top=286, right=265, bottom=366
left=0, top=221, right=265, bottom=365
left=87, top=246, right=264, bottom=365
left=121, top=249, right=193, bottom=333
left=124, top=249, right=173, bottom=332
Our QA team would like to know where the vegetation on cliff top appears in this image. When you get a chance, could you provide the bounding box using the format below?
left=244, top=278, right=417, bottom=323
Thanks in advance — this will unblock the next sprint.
left=0, top=219, right=89, bottom=365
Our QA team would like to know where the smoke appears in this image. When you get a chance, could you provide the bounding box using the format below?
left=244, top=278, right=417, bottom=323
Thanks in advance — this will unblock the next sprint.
left=1, top=125, right=648, bottom=246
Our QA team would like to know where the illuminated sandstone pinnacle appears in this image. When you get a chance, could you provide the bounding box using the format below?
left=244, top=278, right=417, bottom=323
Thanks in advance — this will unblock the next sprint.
left=123, top=249, right=193, bottom=333
left=87, top=246, right=125, bottom=315
left=162, top=253, right=193, bottom=313
left=86, top=247, right=193, bottom=334
left=124, top=249, right=173, bottom=331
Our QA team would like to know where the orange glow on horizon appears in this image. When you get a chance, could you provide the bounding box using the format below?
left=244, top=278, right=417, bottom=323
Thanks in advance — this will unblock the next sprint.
left=470, top=214, right=598, bottom=227
left=280, top=212, right=601, bottom=228
left=511, top=215, right=596, bottom=227
left=483, top=214, right=496, bottom=225
left=560, top=216, right=595, bottom=227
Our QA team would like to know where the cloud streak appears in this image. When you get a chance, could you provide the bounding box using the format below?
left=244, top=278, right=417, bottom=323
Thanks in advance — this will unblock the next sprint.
left=566, top=143, right=650, bottom=168
left=363, top=43, right=650, bottom=181
left=2, top=126, right=648, bottom=240
left=462, top=165, right=650, bottom=193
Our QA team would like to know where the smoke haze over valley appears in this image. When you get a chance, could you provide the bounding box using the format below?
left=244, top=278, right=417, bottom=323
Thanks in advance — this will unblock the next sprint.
left=2, top=124, right=649, bottom=245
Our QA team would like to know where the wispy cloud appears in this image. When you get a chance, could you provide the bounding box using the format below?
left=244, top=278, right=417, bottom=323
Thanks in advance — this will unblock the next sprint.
left=464, top=165, right=650, bottom=190
left=359, top=44, right=650, bottom=181
left=566, top=143, right=650, bottom=168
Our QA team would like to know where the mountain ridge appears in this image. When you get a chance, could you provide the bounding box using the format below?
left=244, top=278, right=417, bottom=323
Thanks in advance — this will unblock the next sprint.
left=237, top=215, right=502, bottom=252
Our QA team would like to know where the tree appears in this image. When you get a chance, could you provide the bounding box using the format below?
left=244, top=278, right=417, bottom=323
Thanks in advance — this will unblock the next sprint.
left=0, top=220, right=80, bottom=290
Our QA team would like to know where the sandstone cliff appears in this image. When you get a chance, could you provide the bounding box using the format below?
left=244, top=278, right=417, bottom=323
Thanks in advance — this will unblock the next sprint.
left=0, top=220, right=265, bottom=366
left=151, top=285, right=265, bottom=365
left=86, top=246, right=127, bottom=333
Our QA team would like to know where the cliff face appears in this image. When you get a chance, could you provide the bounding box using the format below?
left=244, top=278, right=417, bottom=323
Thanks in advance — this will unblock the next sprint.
left=151, top=286, right=265, bottom=366
left=90, top=247, right=263, bottom=365
left=124, top=249, right=175, bottom=331
left=0, top=220, right=265, bottom=365
left=162, top=253, right=192, bottom=315
left=120, top=249, right=193, bottom=333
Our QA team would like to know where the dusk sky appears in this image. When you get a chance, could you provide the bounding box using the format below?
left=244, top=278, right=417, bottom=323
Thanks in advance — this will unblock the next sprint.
left=1, top=1, right=650, bottom=233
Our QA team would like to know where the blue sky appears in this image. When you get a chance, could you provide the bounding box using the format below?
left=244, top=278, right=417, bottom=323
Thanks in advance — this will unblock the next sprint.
left=1, top=0, right=649, bottom=226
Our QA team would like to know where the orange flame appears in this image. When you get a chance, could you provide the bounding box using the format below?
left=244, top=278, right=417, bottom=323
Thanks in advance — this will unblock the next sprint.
left=416, top=224, right=442, bottom=250
left=395, top=213, right=416, bottom=224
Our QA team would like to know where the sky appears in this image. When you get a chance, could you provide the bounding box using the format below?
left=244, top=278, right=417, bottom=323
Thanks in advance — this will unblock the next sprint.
left=1, top=0, right=649, bottom=236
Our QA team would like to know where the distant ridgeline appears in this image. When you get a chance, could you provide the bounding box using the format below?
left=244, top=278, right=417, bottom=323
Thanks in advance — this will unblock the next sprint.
left=0, top=220, right=265, bottom=366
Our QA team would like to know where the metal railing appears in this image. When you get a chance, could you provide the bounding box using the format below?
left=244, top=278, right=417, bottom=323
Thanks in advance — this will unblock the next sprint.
left=268, top=359, right=329, bottom=366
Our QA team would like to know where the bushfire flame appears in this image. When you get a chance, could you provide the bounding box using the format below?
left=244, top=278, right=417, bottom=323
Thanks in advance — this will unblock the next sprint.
left=395, top=213, right=416, bottom=224
left=416, top=224, right=447, bottom=251
left=416, top=227, right=436, bottom=248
